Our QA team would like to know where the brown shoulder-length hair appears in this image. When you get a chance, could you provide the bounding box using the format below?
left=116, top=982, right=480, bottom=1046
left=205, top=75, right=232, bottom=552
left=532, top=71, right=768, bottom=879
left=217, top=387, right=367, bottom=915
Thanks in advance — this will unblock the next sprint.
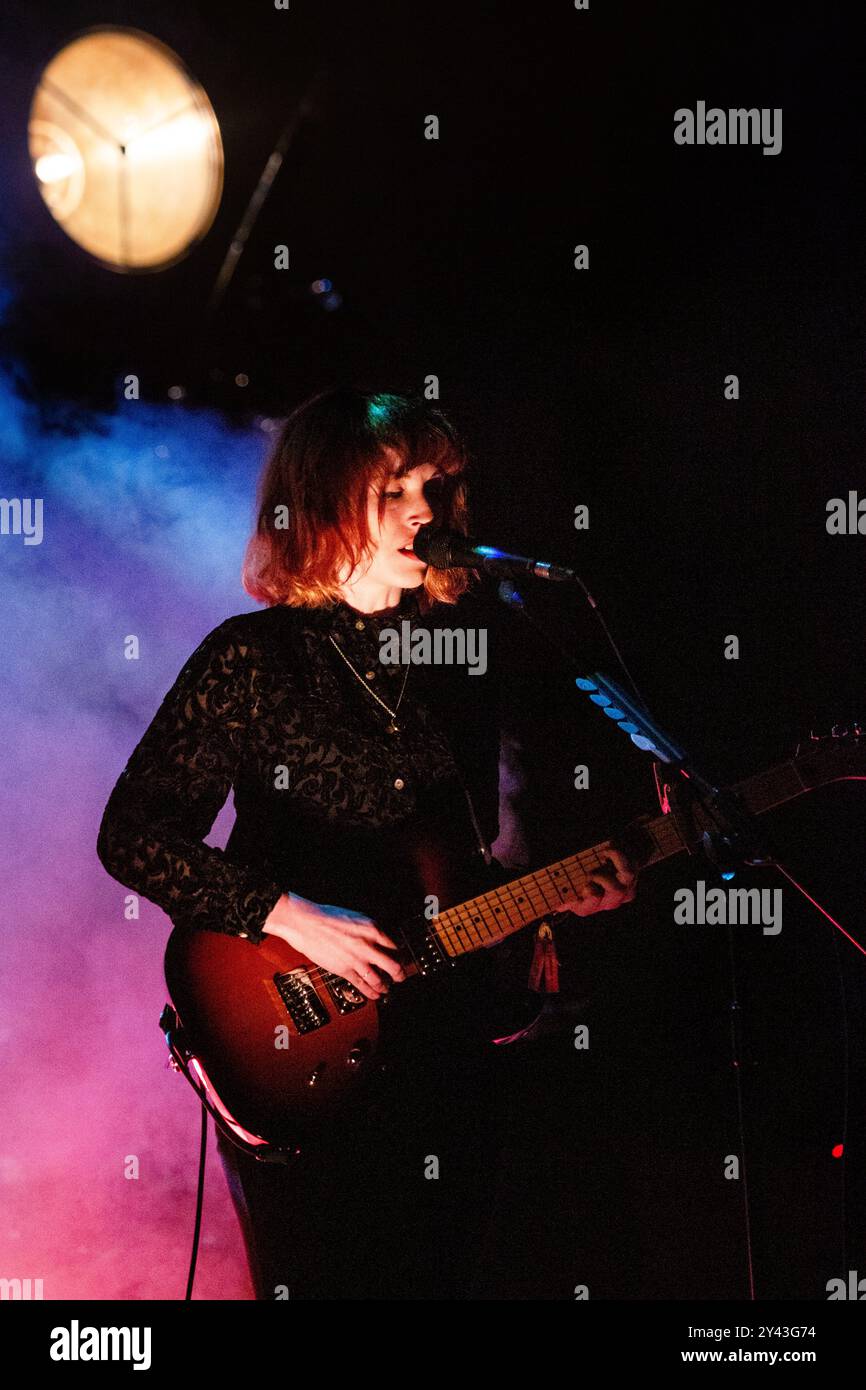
left=242, top=387, right=474, bottom=610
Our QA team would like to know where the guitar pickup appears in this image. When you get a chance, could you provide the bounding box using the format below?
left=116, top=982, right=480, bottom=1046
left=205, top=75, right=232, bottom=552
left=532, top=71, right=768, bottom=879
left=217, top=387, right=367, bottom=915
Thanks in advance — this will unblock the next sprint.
left=321, top=973, right=368, bottom=1014
left=274, top=970, right=330, bottom=1033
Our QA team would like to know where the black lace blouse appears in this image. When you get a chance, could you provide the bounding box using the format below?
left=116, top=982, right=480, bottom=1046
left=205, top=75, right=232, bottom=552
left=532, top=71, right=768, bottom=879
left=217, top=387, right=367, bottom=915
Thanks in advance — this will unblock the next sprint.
left=96, top=587, right=503, bottom=945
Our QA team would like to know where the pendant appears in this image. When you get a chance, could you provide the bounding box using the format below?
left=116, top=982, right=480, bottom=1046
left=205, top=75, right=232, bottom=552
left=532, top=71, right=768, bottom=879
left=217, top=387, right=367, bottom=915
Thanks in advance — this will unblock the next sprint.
left=386, top=722, right=399, bottom=734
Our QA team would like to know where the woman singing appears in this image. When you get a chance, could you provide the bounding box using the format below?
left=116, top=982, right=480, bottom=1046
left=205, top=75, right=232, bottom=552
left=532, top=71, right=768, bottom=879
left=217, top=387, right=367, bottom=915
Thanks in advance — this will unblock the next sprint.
left=96, top=387, right=637, bottom=1300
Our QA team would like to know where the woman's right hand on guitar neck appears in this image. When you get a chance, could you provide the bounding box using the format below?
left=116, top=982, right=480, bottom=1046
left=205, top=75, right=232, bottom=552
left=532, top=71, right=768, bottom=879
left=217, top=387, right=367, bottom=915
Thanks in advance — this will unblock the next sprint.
left=261, top=892, right=407, bottom=1001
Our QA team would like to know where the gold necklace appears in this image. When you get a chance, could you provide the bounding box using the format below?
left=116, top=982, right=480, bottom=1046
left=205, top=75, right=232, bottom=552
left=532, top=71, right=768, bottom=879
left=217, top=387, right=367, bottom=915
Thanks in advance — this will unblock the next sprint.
left=326, top=632, right=411, bottom=734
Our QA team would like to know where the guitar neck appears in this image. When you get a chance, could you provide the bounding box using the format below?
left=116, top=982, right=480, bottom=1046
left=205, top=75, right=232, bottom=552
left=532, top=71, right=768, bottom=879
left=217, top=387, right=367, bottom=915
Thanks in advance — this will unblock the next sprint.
left=428, top=739, right=862, bottom=962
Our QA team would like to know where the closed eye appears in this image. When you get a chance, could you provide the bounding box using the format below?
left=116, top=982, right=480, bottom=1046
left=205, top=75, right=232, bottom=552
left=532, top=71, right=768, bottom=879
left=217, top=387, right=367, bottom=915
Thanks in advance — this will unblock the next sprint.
left=382, top=474, right=445, bottom=502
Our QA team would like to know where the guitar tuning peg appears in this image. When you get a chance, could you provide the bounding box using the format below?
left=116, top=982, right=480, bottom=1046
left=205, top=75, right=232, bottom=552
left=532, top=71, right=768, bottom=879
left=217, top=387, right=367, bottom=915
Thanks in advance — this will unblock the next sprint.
left=831, top=723, right=848, bottom=739
left=808, top=729, right=824, bottom=742
left=853, top=722, right=863, bottom=739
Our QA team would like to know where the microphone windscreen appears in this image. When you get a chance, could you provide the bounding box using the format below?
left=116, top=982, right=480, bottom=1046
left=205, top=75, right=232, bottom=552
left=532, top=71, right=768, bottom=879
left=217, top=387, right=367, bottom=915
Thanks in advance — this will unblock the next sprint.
left=413, top=525, right=460, bottom=568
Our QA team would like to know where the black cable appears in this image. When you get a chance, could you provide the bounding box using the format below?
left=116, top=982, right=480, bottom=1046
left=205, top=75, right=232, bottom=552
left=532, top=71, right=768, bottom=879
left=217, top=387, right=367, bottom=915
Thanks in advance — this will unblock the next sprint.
left=497, top=575, right=647, bottom=707
left=184, top=1100, right=209, bottom=1301
left=724, top=923, right=756, bottom=1299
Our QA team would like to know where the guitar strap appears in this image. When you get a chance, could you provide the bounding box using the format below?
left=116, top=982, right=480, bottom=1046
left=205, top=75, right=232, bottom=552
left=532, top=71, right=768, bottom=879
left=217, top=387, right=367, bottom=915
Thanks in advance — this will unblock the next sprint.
left=458, top=773, right=493, bottom=866
left=435, top=722, right=494, bottom=866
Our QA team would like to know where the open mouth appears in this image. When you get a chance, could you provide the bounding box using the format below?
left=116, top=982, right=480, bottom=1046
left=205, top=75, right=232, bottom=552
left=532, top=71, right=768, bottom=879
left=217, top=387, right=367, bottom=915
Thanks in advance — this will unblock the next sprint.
left=397, top=541, right=418, bottom=556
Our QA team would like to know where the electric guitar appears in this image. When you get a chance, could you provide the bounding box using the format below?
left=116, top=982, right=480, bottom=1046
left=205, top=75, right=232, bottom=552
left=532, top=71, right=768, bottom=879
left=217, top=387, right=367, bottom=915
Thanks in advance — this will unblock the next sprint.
left=162, top=732, right=865, bottom=1157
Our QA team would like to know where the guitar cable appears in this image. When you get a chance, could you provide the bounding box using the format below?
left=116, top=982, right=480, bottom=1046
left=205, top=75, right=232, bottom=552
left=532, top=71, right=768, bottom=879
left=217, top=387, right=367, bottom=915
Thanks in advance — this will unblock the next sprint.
left=185, top=1101, right=208, bottom=1301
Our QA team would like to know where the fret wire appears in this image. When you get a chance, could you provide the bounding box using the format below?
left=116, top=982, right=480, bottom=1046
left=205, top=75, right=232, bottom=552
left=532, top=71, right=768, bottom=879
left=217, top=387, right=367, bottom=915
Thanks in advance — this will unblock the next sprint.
left=511, top=884, right=544, bottom=928
left=461, top=891, right=495, bottom=946
left=465, top=884, right=502, bottom=941
left=506, top=872, right=542, bottom=915
left=498, top=875, right=541, bottom=929
left=553, top=856, right=586, bottom=900
left=526, top=866, right=555, bottom=914
left=442, top=911, right=465, bottom=954
left=538, top=863, right=576, bottom=912
left=644, top=814, right=684, bottom=860
left=437, top=903, right=483, bottom=955
left=431, top=908, right=463, bottom=956
left=517, top=871, right=552, bottom=912
left=470, top=890, right=503, bottom=941
left=441, top=914, right=470, bottom=958
left=561, top=845, right=589, bottom=878
left=561, top=853, right=594, bottom=884
left=525, top=871, right=556, bottom=914
left=452, top=903, right=487, bottom=951
left=471, top=885, right=512, bottom=939
left=451, top=881, right=518, bottom=954
left=557, top=860, right=587, bottom=902
left=511, top=872, right=544, bottom=917
left=545, top=862, right=581, bottom=907
left=484, top=884, right=517, bottom=941
left=516, top=864, right=575, bottom=919
left=579, top=848, right=607, bottom=872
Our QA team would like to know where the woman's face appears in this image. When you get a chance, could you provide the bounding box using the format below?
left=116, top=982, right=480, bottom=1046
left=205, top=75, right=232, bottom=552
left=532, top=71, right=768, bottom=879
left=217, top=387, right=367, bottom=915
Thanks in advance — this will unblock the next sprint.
left=353, top=446, right=447, bottom=591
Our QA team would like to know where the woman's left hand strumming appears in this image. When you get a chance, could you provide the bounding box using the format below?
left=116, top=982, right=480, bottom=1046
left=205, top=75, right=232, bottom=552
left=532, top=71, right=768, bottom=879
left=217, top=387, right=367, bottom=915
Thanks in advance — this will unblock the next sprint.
left=558, top=846, right=638, bottom=917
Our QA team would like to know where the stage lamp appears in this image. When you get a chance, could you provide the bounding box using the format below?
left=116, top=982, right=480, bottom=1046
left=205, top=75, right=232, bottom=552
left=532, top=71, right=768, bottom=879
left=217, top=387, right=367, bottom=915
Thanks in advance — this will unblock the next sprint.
left=28, top=26, right=224, bottom=272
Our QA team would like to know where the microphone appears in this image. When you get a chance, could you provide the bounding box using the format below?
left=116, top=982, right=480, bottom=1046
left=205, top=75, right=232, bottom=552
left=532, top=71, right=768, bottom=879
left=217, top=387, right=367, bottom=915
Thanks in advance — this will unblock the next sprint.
left=413, top=526, right=577, bottom=583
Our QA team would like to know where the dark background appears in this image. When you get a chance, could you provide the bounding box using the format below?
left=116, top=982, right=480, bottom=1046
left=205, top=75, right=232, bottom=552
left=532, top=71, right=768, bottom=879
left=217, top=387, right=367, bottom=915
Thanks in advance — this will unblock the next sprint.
left=1, top=0, right=863, bottom=1298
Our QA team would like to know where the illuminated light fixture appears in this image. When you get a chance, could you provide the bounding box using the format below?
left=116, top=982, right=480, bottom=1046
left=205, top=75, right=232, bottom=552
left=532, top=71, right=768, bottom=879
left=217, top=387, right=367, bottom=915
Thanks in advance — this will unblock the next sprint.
left=28, top=26, right=224, bottom=272
left=35, top=150, right=81, bottom=183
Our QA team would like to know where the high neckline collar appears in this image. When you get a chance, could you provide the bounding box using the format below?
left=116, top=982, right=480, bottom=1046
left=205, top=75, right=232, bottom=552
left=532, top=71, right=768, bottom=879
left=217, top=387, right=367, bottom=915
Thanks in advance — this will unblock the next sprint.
left=302, top=587, right=423, bottom=637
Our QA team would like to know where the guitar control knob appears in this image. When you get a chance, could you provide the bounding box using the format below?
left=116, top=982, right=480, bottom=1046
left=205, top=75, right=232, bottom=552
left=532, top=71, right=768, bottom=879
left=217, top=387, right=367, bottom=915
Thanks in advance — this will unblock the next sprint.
left=307, top=1062, right=327, bottom=1087
left=346, top=1040, right=371, bottom=1068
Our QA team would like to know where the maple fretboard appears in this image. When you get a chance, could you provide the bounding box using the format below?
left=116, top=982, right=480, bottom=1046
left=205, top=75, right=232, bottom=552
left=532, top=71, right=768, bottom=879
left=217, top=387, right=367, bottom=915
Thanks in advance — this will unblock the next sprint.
left=430, top=739, right=865, bottom=960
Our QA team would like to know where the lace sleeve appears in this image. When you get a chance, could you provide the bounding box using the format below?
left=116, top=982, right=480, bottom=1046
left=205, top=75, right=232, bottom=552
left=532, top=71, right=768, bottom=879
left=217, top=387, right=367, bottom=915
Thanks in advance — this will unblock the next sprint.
left=96, top=622, right=283, bottom=942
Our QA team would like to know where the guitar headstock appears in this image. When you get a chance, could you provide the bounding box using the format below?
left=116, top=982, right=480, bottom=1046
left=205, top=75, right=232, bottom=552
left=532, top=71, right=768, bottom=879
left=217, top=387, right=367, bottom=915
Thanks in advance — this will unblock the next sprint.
left=792, top=723, right=866, bottom=789
left=804, top=722, right=864, bottom=745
